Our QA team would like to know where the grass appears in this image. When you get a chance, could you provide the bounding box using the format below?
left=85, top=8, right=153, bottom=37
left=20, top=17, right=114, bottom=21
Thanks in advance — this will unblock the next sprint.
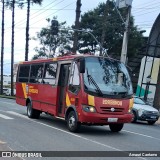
left=0, top=95, right=15, bottom=99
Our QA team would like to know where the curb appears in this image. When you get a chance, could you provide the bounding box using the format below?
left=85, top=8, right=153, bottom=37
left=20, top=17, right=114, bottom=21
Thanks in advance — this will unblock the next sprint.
left=156, top=117, right=160, bottom=124
left=0, top=95, right=15, bottom=99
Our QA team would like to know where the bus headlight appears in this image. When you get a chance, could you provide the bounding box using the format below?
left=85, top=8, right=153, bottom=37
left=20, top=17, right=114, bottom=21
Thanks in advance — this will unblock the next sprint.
left=82, top=105, right=96, bottom=113
left=128, top=109, right=131, bottom=113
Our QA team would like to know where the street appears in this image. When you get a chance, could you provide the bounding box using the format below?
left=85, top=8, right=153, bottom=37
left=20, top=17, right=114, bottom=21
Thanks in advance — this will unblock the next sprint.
left=0, top=98, right=160, bottom=160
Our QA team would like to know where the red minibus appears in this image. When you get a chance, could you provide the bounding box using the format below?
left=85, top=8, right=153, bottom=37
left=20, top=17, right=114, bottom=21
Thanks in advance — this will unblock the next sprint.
left=16, top=55, right=133, bottom=132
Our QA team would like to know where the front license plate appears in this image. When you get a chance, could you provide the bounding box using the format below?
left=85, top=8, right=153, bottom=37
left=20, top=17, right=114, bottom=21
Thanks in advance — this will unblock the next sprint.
left=150, top=116, right=156, bottom=119
left=108, top=118, right=118, bottom=122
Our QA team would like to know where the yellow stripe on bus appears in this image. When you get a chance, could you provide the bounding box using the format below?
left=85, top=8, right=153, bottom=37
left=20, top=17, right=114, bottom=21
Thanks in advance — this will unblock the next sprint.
left=88, top=95, right=95, bottom=106
left=129, top=98, right=134, bottom=109
left=66, top=93, right=71, bottom=107
left=52, top=58, right=57, bottom=61
left=22, top=83, right=27, bottom=99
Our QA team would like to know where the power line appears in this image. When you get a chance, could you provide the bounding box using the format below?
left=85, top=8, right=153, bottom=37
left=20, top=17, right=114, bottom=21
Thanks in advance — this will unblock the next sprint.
left=4, top=0, right=61, bottom=30
left=14, top=0, right=61, bottom=27
left=133, top=6, right=160, bottom=14
left=5, top=1, right=76, bottom=35
left=134, top=1, right=160, bottom=8
left=134, top=8, right=160, bottom=17
left=29, top=1, right=76, bottom=27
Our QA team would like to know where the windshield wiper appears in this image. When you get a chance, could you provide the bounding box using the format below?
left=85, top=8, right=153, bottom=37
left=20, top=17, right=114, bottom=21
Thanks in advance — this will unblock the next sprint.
left=86, top=69, right=103, bottom=96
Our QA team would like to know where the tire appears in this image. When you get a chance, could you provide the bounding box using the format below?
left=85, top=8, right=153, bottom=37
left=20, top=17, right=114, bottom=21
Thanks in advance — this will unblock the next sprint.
left=67, top=111, right=80, bottom=132
left=109, top=123, right=124, bottom=132
left=147, top=121, right=156, bottom=125
left=27, top=102, right=40, bottom=119
left=131, top=111, right=137, bottom=123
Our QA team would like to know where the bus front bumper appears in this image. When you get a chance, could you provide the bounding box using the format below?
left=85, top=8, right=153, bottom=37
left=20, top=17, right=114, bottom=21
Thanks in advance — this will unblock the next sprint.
left=79, top=111, right=133, bottom=125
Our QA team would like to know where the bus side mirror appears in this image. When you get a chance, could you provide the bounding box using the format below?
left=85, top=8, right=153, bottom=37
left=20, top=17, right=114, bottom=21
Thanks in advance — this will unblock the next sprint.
left=79, top=58, right=85, bottom=73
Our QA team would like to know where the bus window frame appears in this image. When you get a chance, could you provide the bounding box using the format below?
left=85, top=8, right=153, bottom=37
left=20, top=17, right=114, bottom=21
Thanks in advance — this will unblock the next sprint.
left=41, top=62, right=58, bottom=86
left=17, top=64, right=31, bottom=83
left=29, top=63, right=44, bottom=84
left=68, top=61, right=81, bottom=95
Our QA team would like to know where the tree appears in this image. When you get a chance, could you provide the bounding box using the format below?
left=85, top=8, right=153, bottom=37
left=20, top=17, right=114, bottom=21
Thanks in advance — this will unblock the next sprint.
left=25, top=0, right=43, bottom=61
left=11, top=0, right=15, bottom=96
left=5, top=0, right=24, bottom=96
left=32, top=18, right=73, bottom=60
left=1, top=0, right=5, bottom=95
left=72, top=0, right=82, bottom=53
left=78, top=1, right=145, bottom=58
left=6, top=0, right=16, bottom=96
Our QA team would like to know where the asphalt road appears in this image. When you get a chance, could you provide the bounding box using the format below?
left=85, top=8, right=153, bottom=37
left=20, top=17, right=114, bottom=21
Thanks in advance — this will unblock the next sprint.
left=0, top=98, right=160, bottom=160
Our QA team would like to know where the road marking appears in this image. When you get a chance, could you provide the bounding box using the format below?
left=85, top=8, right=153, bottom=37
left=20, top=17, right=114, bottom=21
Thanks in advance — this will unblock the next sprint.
left=7, top=111, right=122, bottom=151
left=0, top=101, right=15, bottom=105
left=0, top=140, right=6, bottom=144
left=5, top=111, right=147, bottom=160
left=0, top=113, right=13, bottom=119
left=4, top=110, right=160, bottom=142
left=6, top=111, right=28, bottom=119
left=123, top=130, right=160, bottom=141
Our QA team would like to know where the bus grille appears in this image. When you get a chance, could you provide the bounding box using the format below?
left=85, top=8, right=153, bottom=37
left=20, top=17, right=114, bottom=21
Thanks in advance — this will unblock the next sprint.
left=100, top=107, right=124, bottom=114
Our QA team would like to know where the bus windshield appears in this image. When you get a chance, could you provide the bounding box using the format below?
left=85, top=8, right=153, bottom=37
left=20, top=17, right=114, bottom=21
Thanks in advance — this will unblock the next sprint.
left=83, top=57, right=133, bottom=98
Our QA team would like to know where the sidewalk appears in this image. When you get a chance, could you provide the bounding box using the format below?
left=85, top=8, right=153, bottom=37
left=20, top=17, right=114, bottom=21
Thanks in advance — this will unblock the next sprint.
left=156, top=117, right=160, bottom=124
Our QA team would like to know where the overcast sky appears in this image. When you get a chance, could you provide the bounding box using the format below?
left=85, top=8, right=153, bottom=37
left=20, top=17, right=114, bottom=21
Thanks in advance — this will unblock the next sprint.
left=0, top=0, right=160, bottom=74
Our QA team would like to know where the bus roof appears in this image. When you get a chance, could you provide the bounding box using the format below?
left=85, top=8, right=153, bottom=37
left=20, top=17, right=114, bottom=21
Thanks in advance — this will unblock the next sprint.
left=19, top=54, right=90, bottom=65
left=19, top=54, right=119, bottom=65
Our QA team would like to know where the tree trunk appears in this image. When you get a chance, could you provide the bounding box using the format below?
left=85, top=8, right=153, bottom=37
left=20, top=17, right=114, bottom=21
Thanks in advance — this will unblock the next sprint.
left=25, top=0, right=30, bottom=61
left=72, top=0, right=81, bottom=53
left=153, top=64, right=160, bottom=111
left=1, top=0, right=5, bottom=95
left=11, top=0, right=15, bottom=96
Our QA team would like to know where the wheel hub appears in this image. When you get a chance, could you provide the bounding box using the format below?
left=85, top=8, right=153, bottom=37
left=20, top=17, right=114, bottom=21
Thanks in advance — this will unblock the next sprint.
left=69, top=116, right=75, bottom=128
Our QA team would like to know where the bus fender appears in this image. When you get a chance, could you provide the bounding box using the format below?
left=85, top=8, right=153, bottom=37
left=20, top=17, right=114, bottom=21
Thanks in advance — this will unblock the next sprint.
left=65, top=105, right=78, bottom=121
left=26, top=97, right=32, bottom=107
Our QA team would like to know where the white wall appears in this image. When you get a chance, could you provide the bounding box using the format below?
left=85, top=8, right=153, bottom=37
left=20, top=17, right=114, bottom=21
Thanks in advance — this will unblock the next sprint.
left=136, top=56, right=160, bottom=100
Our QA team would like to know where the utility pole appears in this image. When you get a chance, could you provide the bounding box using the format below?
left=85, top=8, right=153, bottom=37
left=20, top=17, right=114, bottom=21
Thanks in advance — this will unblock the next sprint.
left=116, top=0, right=133, bottom=64
left=1, top=0, right=5, bottom=95
left=72, top=0, right=81, bottom=53
left=120, top=6, right=131, bottom=64
left=11, top=0, right=15, bottom=96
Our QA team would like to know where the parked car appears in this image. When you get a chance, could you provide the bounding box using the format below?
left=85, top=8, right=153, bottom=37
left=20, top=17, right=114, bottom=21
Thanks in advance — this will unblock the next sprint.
left=5, top=88, right=16, bottom=96
left=2, top=88, right=9, bottom=95
left=131, top=97, right=160, bottom=125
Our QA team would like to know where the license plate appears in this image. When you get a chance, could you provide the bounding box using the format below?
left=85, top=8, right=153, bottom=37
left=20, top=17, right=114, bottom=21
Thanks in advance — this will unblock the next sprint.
left=108, top=118, right=118, bottom=122
left=150, top=116, right=156, bottom=119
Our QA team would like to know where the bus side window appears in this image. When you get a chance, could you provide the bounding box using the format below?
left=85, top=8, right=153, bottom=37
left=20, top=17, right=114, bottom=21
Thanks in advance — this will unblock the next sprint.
left=69, top=63, right=80, bottom=94
left=18, top=65, right=30, bottom=82
left=43, top=63, right=57, bottom=85
left=29, top=64, right=43, bottom=83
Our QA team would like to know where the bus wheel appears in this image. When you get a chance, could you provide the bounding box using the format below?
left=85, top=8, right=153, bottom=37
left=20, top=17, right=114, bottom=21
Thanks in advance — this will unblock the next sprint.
left=67, top=111, right=80, bottom=132
left=109, top=123, right=124, bottom=132
left=27, top=102, right=40, bottom=119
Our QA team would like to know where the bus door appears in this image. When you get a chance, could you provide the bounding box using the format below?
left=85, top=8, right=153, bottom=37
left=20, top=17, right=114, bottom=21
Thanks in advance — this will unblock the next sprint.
left=58, top=63, right=71, bottom=116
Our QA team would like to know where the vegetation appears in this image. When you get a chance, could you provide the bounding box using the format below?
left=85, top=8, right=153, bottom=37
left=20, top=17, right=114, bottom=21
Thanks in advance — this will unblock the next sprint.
left=32, top=18, right=73, bottom=59
left=32, top=1, right=145, bottom=59
left=78, top=1, right=146, bottom=58
left=25, top=0, right=43, bottom=61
